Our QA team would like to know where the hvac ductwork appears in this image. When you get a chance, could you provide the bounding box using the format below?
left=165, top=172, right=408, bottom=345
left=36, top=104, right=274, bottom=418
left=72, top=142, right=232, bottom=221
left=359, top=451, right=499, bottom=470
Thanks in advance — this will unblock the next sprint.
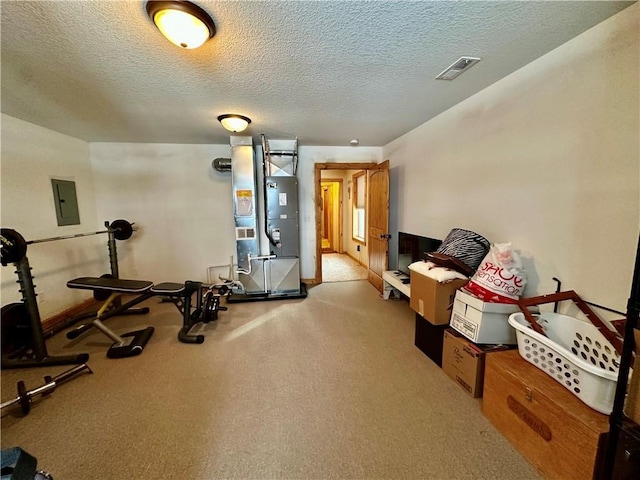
left=212, top=157, right=232, bottom=172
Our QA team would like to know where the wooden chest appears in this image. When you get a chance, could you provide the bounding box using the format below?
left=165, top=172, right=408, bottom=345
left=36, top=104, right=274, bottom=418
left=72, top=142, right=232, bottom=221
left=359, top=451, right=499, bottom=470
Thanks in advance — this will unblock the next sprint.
left=482, top=350, right=609, bottom=480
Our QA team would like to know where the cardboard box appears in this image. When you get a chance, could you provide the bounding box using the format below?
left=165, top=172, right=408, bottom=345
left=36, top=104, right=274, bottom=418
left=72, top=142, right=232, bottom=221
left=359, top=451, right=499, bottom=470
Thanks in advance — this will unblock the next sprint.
left=441, top=328, right=510, bottom=397
left=483, top=350, right=609, bottom=480
left=409, top=271, right=467, bottom=325
left=450, top=288, right=527, bottom=344
left=414, top=313, right=448, bottom=367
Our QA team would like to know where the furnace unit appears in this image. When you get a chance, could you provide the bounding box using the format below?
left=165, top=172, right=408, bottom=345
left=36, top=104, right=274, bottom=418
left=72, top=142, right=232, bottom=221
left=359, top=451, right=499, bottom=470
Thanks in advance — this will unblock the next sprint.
left=225, top=135, right=306, bottom=302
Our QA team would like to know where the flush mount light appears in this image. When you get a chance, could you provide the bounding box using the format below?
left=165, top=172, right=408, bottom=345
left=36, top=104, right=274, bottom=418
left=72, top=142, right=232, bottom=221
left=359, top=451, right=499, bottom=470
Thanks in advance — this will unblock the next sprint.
left=146, top=1, right=216, bottom=49
left=217, top=114, right=252, bottom=133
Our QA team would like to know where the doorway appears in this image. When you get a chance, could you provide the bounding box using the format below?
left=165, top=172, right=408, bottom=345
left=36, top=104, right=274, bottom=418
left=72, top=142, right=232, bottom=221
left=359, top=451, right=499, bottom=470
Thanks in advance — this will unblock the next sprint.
left=314, top=162, right=380, bottom=285
left=320, top=180, right=342, bottom=253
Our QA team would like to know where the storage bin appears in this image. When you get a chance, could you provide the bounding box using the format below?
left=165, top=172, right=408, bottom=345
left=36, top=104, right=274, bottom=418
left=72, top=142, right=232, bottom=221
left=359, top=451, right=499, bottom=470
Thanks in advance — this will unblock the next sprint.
left=508, top=311, right=621, bottom=414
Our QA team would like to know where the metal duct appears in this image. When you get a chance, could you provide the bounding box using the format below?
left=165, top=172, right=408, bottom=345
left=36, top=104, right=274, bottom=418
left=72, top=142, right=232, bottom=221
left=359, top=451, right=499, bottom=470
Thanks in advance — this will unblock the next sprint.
left=212, top=157, right=232, bottom=172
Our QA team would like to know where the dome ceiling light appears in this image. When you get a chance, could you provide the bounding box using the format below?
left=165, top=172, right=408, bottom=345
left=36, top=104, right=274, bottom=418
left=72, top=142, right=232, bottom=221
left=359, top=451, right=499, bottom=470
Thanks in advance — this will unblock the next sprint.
left=218, top=114, right=252, bottom=133
left=146, top=1, right=216, bottom=49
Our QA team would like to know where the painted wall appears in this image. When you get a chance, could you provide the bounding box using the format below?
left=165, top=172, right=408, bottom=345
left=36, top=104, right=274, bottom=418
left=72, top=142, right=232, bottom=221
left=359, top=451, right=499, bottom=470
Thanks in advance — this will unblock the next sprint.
left=384, top=4, right=639, bottom=313
left=0, top=114, right=103, bottom=318
left=89, top=142, right=236, bottom=284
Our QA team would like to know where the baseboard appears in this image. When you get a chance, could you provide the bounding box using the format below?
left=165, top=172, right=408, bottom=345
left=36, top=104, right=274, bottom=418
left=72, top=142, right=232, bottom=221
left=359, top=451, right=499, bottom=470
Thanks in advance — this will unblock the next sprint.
left=302, top=278, right=318, bottom=285
left=345, top=251, right=367, bottom=268
left=42, top=298, right=98, bottom=337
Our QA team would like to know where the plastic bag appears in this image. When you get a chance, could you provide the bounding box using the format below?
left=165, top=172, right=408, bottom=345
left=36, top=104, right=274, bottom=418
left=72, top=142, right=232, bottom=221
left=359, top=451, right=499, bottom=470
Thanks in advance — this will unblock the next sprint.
left=464, top=243, right=527, bottom=303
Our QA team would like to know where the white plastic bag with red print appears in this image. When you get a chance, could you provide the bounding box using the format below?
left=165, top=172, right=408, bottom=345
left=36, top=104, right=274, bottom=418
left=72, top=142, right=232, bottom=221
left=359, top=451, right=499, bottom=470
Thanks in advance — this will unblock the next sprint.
left=464, top=243, right=527, bottom=304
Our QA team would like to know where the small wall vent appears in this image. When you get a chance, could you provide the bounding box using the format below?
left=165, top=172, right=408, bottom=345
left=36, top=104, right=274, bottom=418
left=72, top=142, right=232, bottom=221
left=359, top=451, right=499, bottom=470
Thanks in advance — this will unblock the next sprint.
left=436, top=56, right=481, bottom=80
left=236, top=227, right=256, bottom=240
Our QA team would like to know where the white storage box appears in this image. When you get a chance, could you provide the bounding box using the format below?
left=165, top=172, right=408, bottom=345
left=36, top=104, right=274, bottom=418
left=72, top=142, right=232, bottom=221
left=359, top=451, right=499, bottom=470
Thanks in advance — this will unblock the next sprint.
left=450, top=289, right=528, bottom=344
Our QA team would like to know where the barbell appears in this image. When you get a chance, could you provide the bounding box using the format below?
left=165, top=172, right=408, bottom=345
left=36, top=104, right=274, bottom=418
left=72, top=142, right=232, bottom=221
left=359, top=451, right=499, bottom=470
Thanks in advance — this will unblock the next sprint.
left=1, top=363, right=92, bottom=416
left=0, top=219, right=134, bottom=266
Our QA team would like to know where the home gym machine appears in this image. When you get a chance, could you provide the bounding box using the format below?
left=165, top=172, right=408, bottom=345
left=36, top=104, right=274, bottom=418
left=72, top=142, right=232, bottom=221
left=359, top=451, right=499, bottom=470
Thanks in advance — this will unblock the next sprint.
left=215, top=135, right=307, bottom=302
left=0, top=220, right=140, bottom=368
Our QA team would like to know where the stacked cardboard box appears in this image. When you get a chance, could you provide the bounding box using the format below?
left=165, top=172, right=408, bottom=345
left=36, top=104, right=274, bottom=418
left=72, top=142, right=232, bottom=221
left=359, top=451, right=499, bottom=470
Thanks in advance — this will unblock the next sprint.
left=409, top=270, right=467, bottom=324
left=441, top=329, right=510, bottom=397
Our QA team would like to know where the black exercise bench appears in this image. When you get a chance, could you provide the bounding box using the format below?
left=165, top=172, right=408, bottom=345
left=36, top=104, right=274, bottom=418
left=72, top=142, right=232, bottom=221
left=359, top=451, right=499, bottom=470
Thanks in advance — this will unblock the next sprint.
left=66, top=277, right=215, bottom=358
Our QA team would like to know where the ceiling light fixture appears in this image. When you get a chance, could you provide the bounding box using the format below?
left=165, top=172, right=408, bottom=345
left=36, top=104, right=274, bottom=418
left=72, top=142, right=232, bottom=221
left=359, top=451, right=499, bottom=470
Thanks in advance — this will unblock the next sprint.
left=217, top=114, right=252, bottom=133
left=146, top=1, right=216, bottom=49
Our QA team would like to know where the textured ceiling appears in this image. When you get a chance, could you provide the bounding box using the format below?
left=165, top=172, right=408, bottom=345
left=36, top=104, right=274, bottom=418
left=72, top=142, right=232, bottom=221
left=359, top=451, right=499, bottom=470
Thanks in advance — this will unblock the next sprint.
left=1, top=1, right=635, bottom=146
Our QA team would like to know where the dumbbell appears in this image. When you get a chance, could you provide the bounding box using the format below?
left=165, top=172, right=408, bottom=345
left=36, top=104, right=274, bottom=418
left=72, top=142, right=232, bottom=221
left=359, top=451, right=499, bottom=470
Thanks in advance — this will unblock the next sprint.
left=1, top=363, right=92, bottom=415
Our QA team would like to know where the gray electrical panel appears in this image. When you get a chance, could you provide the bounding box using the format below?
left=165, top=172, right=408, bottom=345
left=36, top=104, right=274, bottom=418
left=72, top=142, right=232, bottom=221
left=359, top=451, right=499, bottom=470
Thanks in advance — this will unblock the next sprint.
left=51, top=179, right=80, bottom=226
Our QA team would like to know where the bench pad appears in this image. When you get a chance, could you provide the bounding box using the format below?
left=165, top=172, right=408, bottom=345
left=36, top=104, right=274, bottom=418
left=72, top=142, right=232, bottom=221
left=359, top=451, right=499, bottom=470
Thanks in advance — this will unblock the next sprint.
left=67, top=277, right=153, bottom=293
left=151, top=282, right=186, bottom=295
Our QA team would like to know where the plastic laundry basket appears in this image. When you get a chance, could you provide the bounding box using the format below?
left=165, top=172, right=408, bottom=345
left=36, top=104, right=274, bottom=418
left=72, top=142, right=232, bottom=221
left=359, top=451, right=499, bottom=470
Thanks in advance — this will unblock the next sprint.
left=508, top=311, right=621, bottom=414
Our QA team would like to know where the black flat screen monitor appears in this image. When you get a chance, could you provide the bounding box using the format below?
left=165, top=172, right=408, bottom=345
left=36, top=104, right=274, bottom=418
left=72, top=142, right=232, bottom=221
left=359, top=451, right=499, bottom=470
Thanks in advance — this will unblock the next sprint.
left=397, top=232, right=442, bottom=276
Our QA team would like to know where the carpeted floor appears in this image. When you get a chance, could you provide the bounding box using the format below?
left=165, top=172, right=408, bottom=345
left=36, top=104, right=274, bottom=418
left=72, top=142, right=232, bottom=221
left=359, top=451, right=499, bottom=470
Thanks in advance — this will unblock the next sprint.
left=0, top=282, right=541, bottom=480
left=322, top=253, right=368, bottom=282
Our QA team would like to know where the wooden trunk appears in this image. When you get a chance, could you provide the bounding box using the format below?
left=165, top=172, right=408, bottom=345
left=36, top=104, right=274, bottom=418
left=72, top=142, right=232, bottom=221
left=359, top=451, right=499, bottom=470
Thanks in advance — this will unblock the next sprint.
left=482, top=350, right=609, bottom=480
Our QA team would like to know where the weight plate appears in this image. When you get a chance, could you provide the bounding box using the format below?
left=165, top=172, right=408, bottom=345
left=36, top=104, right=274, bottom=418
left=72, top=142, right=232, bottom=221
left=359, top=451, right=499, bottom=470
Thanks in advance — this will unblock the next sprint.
left=17, top=380, right=30, bottom=414
left=1, top=228, right=28, bottom=265
left=93, top=274, right=114, bottom=301
left=1, top=303, right=32, bottom=357
left=203, top=292, right=215, bottom=323
left=110, top=219, right=133, bottom=241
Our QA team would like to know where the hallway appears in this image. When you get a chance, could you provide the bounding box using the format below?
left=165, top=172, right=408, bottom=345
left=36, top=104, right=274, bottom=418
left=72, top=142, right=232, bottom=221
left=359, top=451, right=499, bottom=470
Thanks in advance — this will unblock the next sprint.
left=321, top=253, right=368, bottom=282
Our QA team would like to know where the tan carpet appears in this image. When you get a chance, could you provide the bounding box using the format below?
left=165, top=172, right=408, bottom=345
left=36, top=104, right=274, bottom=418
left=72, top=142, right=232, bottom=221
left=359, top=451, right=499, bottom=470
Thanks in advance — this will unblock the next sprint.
left=322, top=253, right=368, bottom=282
left=0, top=282, right=541, bottom=480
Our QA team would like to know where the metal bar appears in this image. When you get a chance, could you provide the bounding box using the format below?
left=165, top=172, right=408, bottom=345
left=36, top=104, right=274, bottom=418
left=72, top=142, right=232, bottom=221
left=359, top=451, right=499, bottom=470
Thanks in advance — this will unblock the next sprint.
left=92, top=319, right=125, bottom=344
left=26, top=229, right=110, bottom=245
left=583, top=301, right=626, bottom=317
left=107, top=223, right=120, bottom=279
left=16, top=257, right=48, bottom=359
left=265, top=151, right=296, bottom=156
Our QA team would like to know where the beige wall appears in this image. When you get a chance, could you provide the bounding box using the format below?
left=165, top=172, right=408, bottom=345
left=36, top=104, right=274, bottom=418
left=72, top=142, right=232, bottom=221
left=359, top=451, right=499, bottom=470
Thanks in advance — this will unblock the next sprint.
left=384, top=4, right=639, bottom=312
left=0, top=115, right=102, bottom=317
left=89, top=142, right=236, bottom=283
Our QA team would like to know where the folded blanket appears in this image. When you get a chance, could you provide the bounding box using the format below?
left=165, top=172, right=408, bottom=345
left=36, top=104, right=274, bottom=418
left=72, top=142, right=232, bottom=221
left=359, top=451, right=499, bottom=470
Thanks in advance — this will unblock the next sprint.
left=408, top=260, right=469, bottom=283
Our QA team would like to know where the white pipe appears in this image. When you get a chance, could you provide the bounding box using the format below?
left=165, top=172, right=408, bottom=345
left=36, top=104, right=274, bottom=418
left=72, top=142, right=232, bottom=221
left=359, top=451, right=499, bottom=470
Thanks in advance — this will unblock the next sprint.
left=235, top=253, right=276, bottom=275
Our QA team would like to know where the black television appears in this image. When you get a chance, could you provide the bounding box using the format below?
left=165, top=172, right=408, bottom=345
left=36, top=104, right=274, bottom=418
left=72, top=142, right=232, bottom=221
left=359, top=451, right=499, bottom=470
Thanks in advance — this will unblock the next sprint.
left=397, top=232, right=442, bottom=276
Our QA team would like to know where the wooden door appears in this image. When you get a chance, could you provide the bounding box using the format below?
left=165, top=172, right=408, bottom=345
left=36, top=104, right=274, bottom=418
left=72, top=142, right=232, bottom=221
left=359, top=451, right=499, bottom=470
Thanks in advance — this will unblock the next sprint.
left=367, top=160, right=390, bottom=292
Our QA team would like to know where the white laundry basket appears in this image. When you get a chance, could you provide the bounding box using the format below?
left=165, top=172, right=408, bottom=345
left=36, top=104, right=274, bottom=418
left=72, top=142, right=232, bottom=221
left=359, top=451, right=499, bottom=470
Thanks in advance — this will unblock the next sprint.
left=508, top=311, right=621, bottom=414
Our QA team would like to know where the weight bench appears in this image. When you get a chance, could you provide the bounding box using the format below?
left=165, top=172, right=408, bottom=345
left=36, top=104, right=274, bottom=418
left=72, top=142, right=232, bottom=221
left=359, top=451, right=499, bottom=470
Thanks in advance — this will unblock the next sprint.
left=66, top=277, right=215, bottom=356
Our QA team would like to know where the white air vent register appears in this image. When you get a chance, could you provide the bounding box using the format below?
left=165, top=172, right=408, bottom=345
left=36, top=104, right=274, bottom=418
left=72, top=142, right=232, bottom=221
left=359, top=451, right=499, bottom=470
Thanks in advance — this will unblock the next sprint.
left=436, top=56, right=481, bottom=80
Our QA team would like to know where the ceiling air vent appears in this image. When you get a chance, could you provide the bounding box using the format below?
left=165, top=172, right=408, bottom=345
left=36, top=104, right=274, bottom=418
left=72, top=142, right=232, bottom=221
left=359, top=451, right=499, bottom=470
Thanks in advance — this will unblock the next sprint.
left=436, top=56, right=481, bottom=80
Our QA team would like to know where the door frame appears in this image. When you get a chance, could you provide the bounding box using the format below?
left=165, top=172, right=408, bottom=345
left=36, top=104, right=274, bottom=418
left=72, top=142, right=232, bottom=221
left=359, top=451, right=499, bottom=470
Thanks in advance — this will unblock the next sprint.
left=314, top=162, right=378, bottom=285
